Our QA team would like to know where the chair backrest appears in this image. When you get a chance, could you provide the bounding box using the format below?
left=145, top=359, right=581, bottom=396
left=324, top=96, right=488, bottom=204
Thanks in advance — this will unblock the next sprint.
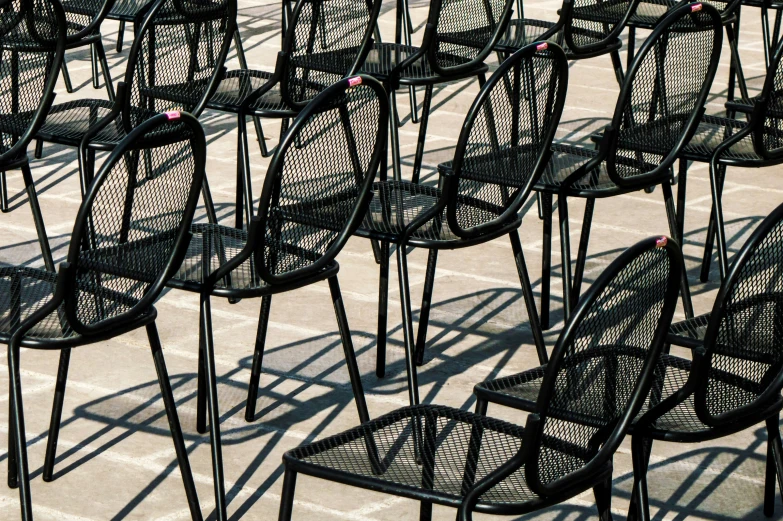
left=425, top=0, right=514, bottom=76
left=751, top=36, right=783, bottom=160
left=637, top=0, right=741, bottom=19
left=0, top=0, right=66, bottom=167
left=255, top=74, right=387, bottom=285
left=524, top=236, right=681, bottom=496
left=279, top=0, right=381, bottom=109
left=59, top=0, right=116, bottom=42
left=122, top=0, right=236, bottom=130
left=444, top=41, right=567, bottom=239
left=62, top=111, right=205, bottom=336
left=564, top=0, right=639, bottom=55
left=605, top=2, right=721, bottom=188
left=691, top=203, right=783, bottom=426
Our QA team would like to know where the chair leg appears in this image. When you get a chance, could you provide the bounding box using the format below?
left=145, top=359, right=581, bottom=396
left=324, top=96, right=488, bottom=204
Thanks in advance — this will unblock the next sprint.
left=766, top=421, right=776, bottom=517
left=8, top=343, right=33, bottom=520
left=675, top=160, right=688, bottom=247
left=766, top=415, right=783, bottom=516
left=252, top=117, right=272, bottom=158
left=116, top=20, right=126, bottom=53
left=410, top=85, right=433, bottom=184
left=571, top=198, right=594, bottom=309
left=610, top=48, right=625, bottom=86
left=708, top=159, right=729, bottom=281
left=60, top=58, right=73, bottom=93
left=42, top=348, right=71, bottom=482
left=629, top=436, right=653, bottom=521
left=509, top=231, right=548, bottom=364
left=414, top=249, right=438, bottom=366
left=328, top=276, right=371, bottom=424
left=147, top=323, right=204, bottom=521
left=196, top=326, right=207, bottom=434
left=245, top=295, right=272, bottom=422
left=389, top=90, right=403, bottom=181
left=94, top=41, right=115, bottom=102
left=396, top=245, right=420, bottom=408
left=540, top=192, right=552, bottom=329
left=0, top=170, right=7, bottom=212
left=233, top=28, right=248, bottom=69
left=557, top=193, right=573, bottom=321
left=661, top=181, right=694, bottom=319
left=277, top=468, right=298, bottom=521
left=236, top=114, right=253, bottom=229
left=34, top=140, right=43, bottom=159
left=376, top=241, right=390, bottom=378
left=21, top=162, right=55, bottom=272
left=593, top=477, right=613, bottom=521
left=90, top=43, right=100, bottom=89
left=199, top=294, right=228, bottom=521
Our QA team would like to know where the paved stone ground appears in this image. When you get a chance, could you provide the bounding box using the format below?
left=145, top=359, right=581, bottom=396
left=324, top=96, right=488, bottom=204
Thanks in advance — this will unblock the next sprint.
left=1, top=1, right=781, bottom=519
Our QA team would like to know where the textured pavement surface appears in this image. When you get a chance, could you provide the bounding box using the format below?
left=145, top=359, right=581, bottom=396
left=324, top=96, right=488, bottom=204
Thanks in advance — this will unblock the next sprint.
left=0, top=0, right=781, bottom=519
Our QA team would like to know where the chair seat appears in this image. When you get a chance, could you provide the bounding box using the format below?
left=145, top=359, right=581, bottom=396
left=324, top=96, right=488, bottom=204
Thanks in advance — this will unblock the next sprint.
left=355, top=180, right=516, bottom=246
left=0, top=267, right=152, bottom=348
left=360, top=43, right=486, bottom=85
left=284, top=404, right=563, bottom=511
left=495, top=18, right=622, bottom=57
left=168, top=223, right=337, bottom=297
left=535, top=143, right=660, bottom=196
left=207, top=69, right=323, bottom=116
left=668, top=313, right=711, bottom=348
left=34, top=99, right=155, bottom=149
left=108, top=0, right=151, bottom=20
left=681, top=115, right=762, bottom=163
left=572, top=0, right=649, bottom=25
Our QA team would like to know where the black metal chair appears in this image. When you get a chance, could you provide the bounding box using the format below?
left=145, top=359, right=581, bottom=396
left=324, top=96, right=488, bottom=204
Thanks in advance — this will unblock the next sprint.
left=624, top=202, right=783, bottom=521
left=491, top=0, right=637, bottom=83
left=533, top=2, right=722, bottom=329
left=33, top=0, right=235, bottom=180
left=0, top=0, right=66, bottom=272
left=3, top=110, right=207, bottom=521
left=278, top=234, right=682, bottom=521
left=675, top=34, right=783, bottom=282
left=57, top=0, right=116, bottom=100
left=142, top=74, right=386, bottom=520
left=107, top=0, right=246, bottom=69
left=356, top=0, right=514, bottom=184
left=352, top=42, right=567, bottom=411
left=206, top=0, right=381, bottom=229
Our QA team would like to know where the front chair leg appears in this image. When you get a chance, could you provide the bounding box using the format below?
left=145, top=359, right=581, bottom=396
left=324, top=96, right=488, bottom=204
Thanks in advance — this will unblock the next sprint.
left=661, top=182, right=694, bottom=318
left=766, top=415, right=783, bottom=516
left=396, top=245, right=420, bottom=408
left=630, top=436, right=654, bottom=521
left=557, top=193, right=573, bottom=320
left=414, top=248, right=438, bottom=366
left=246, top=294, right=272, bottom=422
left=9, top=342, right=33, bottom=520
left=376, top=241, right=389, bottom=378
left=510, top=231, right=548, bottom=364
left=540, top=192, right=553, bottom=329
left=199, top=294, right=227, bottom=521
left=147, top=323, right=204, bottom=521
left=593, top=477, right=613, bottom=521
left=277, top=468, right=298, bottom=521
left=329, top=276, right=371, bottom=424
left=43, top=348, right=72, bottom=482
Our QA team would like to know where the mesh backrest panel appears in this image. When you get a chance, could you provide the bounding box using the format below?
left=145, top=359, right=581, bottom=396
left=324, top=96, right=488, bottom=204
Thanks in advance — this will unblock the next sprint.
left=432, top=0, right=508, bottom=69
left=452, top=48, right=562, bottom=233
left=59, top=0, right=103, bottom=37
left=285, top=0, right=374, bottom=105
left=700, top=219, right=783, bottom=419
left=610, top=8, right=717, bottom=180
left=0, top=0, right=59, bottom=160
left=569, top=0, right=632, bottom=49
left=126, top=0, right=231, bottom=125
left=535, top=246, right=671, bottom=487
left=69, top=133, right=198, bottom=329
left=261, top=82, right=380, bottom=279
left=759, top=45, right=783, bottom=156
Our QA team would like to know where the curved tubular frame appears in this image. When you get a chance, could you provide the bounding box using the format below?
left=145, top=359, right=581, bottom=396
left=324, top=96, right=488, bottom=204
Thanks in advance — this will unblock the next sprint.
left=562, top=0, right=642, bottom=56
left=443, top=42, right=569, bottom=240
left=66, top=111, right=206, bottom=337
left=63, top=0, right=118, bottom=44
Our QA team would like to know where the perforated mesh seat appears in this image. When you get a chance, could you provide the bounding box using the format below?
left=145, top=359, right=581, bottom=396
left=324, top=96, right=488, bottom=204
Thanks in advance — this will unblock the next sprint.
left=668, top=313, right=711, bottom=345
left=0, top=266, right=157, bottom=347
left=360, top=43, right=483, bottom=84
left=286, top=405, right=548, bottom=508
left=681, top=116, right=762, bottom=161
left=109, top=0, right=151, bottom=19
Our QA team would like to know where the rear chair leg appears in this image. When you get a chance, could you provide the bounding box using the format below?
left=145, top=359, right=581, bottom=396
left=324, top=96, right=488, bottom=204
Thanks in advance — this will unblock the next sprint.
left=376, top=241, right=389, bottom=378
left=43, top=348, right=72, bottom=482
left=246, top=295, right=272, bottom=422
left=277, top=468, right=297, bottom=521
left=414, top=249, right=438, bottom=366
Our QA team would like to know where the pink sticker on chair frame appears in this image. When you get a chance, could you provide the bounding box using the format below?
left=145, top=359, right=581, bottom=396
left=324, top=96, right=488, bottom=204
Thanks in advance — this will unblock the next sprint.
left=165, top=110, right=181, bottom=120
left=656, top=237, right=668, bottom=248
left=536, top=42, right=548, bottom=51
left=348, top=76, right=362, bottom=86
left=691, top=3, right=702, bottom=11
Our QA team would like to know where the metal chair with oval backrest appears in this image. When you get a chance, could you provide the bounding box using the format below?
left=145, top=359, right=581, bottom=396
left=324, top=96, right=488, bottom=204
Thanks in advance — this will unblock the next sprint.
left=2, top=110, right=207, bottom=521
left=0, top=0, right=66, bottom=271
left=276, top=235, right=681, bottom=521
